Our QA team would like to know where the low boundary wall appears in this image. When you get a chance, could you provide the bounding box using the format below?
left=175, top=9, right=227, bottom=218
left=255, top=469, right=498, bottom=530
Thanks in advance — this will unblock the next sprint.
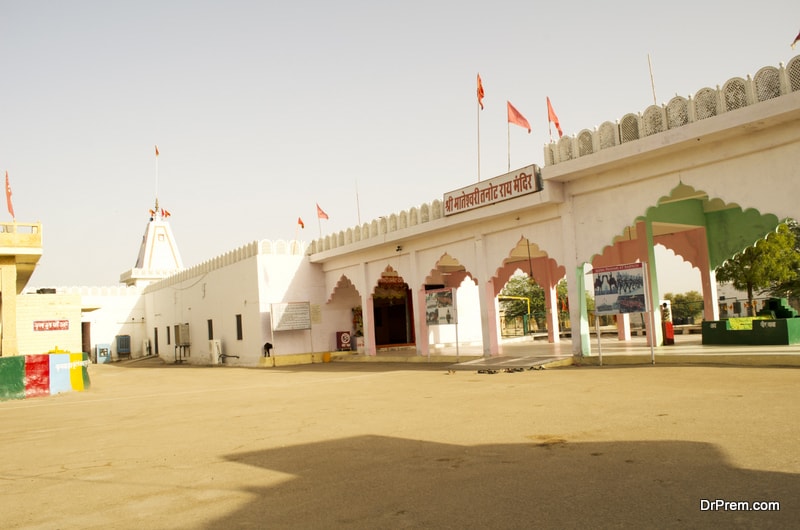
left=702, top=319, right=800, bottom=345
left=0, top=353, right=91, bottom=401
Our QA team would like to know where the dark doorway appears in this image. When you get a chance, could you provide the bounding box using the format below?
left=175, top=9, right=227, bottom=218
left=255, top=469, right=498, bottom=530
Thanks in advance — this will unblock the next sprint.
left=373, top=286, right=415, bottom=348
left=81, top=322, right=91, bottom=360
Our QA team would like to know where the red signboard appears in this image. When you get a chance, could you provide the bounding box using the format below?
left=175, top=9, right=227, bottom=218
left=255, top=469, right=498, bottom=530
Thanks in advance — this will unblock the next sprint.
left=33, top=320, right=70, bottom=331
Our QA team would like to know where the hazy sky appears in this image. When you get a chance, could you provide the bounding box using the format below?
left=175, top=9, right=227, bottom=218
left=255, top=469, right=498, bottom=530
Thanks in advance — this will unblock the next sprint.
left=2, top=1, right=797, bottom=289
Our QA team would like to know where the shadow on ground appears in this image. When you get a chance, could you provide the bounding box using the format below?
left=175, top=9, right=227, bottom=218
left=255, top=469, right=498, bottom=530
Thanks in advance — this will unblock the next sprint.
left=213, top=435, right=795, bottom=528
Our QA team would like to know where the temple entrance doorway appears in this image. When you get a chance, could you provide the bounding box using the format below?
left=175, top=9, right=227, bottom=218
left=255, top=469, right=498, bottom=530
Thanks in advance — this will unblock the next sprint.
left=373, top=268, right=415, bottom=349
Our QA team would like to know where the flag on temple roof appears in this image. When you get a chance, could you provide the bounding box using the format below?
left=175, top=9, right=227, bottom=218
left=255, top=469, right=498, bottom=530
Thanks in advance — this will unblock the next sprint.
left=792, top=30, right=800, bottom=49
left=5, top=171, right=15, bottom=220
left=161, top=208, right=171, bottom=218
left=155, top=145, right=159, bottom=157
left=298, top=217, right=305, bottom=229
left=507, top=101, right=531, bottom=133
left=547, top=97, right=563, bottom=138
left=477, top=74, right=485, bottom=110
left=316, top=203, right=329, bottom=220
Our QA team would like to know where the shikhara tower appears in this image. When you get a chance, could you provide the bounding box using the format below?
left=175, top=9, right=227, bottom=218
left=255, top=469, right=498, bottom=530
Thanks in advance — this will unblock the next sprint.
left=119, top=200, right=183, bottom=288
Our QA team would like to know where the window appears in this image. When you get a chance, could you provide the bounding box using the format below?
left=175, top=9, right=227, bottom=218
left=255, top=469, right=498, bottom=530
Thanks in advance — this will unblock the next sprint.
left=166, top=326, right=171, bottom=345
left=236, top=314, right=243, bottom=340
left=154, top=328, right=159, bottom=355
left=207, top=319, right=213, bottom=340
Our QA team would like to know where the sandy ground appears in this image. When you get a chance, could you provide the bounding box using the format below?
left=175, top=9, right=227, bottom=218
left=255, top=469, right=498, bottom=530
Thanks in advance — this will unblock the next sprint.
left=1, top=358, right=798, bottom=529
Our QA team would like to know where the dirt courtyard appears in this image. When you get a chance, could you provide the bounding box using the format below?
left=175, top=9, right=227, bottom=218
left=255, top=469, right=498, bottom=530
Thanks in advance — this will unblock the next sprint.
left=1, top=359, right=798, bottom=528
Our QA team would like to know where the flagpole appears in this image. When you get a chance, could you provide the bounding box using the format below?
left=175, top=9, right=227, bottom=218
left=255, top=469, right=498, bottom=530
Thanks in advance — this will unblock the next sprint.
left=507, top=122, right=511, bottom=172
left=647, top=53, right=658, bottom=105
left=355, top=179, right=362, bottom=225
left=477, top=100, right=481, bottom=182
left=154, top=145, right=160, bottom=213
left=293, top=223, right=299, bottom=254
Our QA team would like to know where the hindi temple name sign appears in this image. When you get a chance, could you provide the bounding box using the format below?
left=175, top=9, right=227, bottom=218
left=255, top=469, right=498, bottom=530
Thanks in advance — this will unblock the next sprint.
left=443, top=164, right=541, bottom=216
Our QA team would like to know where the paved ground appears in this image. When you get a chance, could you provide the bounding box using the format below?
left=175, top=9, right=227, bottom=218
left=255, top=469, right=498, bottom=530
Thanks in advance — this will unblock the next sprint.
left=2, top=355, right=798, bottom=528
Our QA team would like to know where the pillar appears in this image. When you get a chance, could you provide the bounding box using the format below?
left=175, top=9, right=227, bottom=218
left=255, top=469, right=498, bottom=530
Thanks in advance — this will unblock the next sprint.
left=0, top=259, right=19, bottom=356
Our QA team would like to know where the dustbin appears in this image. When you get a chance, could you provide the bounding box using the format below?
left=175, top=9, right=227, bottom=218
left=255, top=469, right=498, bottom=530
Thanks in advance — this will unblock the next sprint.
left=336, top=331, right=351, bottom=351
left=96, top=344, right=111, bottom=364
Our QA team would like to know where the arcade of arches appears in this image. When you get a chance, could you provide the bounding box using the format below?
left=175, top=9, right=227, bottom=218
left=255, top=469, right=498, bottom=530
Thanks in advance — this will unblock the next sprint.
left=325, top=183, right=787, bottom=357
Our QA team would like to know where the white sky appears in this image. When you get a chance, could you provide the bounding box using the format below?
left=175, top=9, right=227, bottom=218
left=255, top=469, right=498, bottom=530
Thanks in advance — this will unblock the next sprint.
left=2, top=1, right=797, bottom=289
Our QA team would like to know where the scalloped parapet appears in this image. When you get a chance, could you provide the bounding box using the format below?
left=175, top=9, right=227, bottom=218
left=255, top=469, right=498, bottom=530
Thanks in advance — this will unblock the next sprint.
left=544, top=55, right=800, bottom=166
left=306, top=199, right=446, bottom=255
left=143, top=239, right=305, bottom=292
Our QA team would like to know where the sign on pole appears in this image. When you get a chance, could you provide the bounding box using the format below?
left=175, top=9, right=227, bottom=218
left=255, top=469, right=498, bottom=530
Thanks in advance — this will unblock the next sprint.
left=425, top=289, right=457, bottom=326
left=591, top=263, right=646, bottom=315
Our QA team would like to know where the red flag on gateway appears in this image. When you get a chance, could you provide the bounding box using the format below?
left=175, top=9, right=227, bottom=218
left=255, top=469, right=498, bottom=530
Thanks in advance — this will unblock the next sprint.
left=298, top=217, right=305, bottom=229
left=5, top=171, right=14, bottom=220
left=316, top=203, right=329, bottom=220
left=507, top=101, right=531, bottom=133
left=547, top=97, right=563, bottom=138
left=477, top=74, right=485, bottom=110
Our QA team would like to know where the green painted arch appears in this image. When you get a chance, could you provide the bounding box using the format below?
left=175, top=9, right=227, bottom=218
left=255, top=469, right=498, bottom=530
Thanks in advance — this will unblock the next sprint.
left=703, top=208, right=781, bottom=269
left=637, top=184, right=781, bottom=269
left=589, top=183, right=781, bottom=270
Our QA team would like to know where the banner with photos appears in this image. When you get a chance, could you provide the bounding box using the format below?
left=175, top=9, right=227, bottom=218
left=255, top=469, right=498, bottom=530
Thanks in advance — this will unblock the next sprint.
left=592, top=262, right=646, bottom=315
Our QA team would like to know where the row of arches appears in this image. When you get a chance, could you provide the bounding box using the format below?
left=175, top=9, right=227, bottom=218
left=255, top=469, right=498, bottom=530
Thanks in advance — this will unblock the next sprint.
left=321, top=183, right=786, bottom=357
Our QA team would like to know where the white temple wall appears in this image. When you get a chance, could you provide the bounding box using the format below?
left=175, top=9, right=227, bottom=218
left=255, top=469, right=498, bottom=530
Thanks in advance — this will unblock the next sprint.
left=144, top=255, right=261, bottom=365
left=80, top=288, right=146, bottom=360
left=257, top=252, right=349, bottom=355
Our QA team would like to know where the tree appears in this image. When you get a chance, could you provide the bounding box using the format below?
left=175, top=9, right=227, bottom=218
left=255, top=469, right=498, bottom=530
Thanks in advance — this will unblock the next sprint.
left=767, top=219, right=800, bottom=302
left=499, top=274, right=572, bottom=329
left=715, top=222, right=800, bottom=316
left=499, top=274, right=544, bottom=321
left=663, top=291, right=704, bottom=323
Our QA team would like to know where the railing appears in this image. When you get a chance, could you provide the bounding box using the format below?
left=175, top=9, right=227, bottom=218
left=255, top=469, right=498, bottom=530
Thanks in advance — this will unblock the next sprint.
left=0, top=222, right=43, bottom=250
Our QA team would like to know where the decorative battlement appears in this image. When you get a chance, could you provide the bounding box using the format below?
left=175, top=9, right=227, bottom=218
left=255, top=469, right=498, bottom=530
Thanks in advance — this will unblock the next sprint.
left=143, top=239, right=305, bottom=292
left=307, top=200, right=445, bottom=255
left=54, top=285, right=142, bottom=296
left=544, top=55, right=800, bottom=166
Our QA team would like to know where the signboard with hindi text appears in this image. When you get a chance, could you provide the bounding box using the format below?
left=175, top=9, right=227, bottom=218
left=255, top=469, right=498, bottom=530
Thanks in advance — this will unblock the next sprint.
left=271, top=302, right=312, bottom=331
left=443, top=164, right=541, bottom=216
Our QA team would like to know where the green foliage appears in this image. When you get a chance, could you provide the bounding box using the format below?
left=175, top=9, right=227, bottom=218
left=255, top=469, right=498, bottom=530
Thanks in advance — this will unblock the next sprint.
left=715, top=221, right=800, bottom=315
left=499, top=274, right=544, bottom=320
left=499, top=274, right=569, bottom=323
left=766, top=219, right=800, bottom=302
left=663, top=291, right=704, bottom=323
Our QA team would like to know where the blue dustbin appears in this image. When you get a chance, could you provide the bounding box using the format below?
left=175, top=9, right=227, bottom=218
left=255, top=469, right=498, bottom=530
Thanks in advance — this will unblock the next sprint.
left=96, top=344, right=111, bottom=364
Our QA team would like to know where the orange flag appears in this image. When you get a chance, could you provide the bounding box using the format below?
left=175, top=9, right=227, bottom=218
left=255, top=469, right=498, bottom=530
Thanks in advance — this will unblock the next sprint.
left=547, top=97, right=563, bottom=138
left=161, top=208, right=171, bottom=218
left=5, top=171, right=15, bottom=220
left=155, top=145, right=159, bottom=157
left=793, top=30, right=800, bottom=49
left=316, top=203, right=329, bottom=220
left=507, top=101, right=530, bottom=133
left=477, top=74, right=485, bottom=110
left=298, top=217, right=305, bottom=229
